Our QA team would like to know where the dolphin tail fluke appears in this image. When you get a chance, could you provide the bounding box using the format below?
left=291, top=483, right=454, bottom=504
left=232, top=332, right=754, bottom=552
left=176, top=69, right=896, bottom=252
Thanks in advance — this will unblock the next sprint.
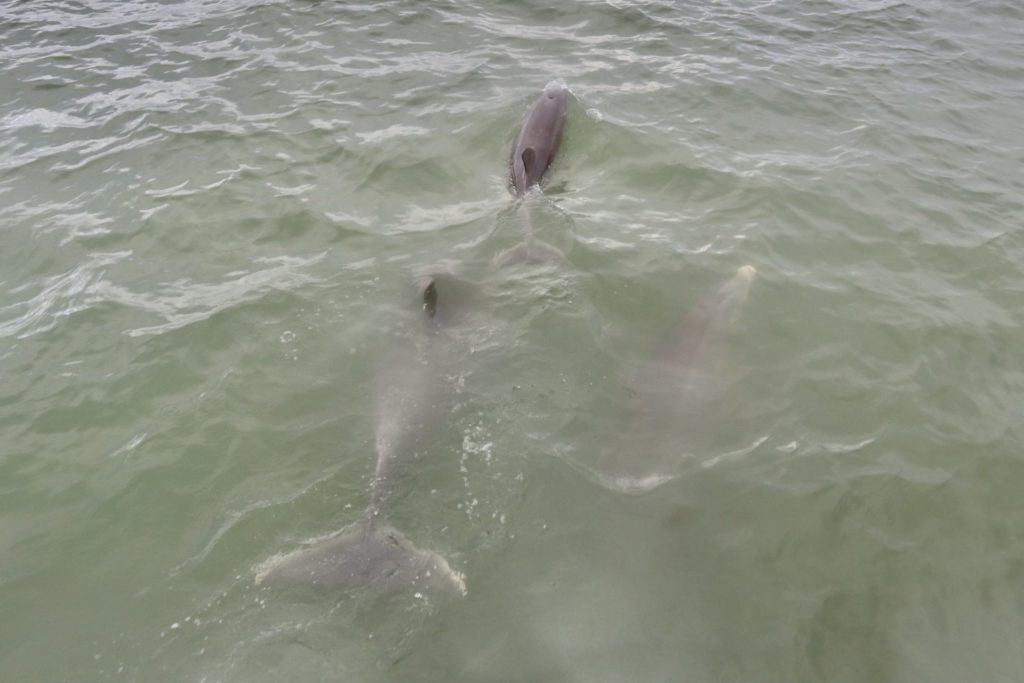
left=255, top=517, right=466, bottom=596
left=493, top=237, right=567, bottom=267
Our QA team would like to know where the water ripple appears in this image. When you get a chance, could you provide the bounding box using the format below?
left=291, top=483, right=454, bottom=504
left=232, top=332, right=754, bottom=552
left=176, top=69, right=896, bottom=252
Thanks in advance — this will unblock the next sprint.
left=94, top=253, right=326, bottom=337
left=0, top=250, right=131, bottom=340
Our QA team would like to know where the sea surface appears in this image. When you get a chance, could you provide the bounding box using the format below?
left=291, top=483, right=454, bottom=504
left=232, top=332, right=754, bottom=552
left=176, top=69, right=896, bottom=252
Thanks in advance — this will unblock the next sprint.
left=2, top=0, right=1023, bottom=681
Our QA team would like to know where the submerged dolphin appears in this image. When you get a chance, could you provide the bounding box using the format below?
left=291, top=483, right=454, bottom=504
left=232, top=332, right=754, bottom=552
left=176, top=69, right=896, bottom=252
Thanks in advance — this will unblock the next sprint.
left=597, top=265, right=757, bottom=493
left=256, top=280, right=466, bottom=595
left=510, top=81, right=567, bottom=196
left=492, top=196, right=570, bottom=267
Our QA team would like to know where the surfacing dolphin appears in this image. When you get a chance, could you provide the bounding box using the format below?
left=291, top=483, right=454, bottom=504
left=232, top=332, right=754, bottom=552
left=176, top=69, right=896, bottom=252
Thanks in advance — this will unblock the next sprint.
left=497, top=80, right=570, bottom=266
left=596, top=265, right=757, bottom=493
left=510, top=80, right=567, bottom=196
left=255, top=279, right=466, bottom=596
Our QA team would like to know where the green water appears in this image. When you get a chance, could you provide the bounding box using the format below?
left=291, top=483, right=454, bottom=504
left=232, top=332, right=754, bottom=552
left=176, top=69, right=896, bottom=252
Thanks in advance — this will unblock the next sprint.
left=2, top=1, right=1023, bottom=681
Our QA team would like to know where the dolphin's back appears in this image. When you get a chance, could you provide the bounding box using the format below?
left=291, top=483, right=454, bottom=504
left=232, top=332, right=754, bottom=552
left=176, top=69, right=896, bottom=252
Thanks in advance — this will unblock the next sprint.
left=370, top=323, right=446, bottom=505
left=643, top=265, right=757, bottom=398
left=597, top=266, right=757, bottom=492
left=510, top=83, right=567, bottom=195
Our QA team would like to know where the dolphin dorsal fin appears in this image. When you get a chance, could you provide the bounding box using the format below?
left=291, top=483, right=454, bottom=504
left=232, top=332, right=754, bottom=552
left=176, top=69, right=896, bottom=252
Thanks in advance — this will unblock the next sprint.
left=421, top=279, right=437, bottom=318
left=521, top=147, right=536, bottom=176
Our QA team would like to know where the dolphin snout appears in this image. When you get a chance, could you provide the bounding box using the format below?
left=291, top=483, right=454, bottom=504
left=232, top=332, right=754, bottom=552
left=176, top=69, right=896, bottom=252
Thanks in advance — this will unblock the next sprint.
left=736, top=265, right=757, bottom=282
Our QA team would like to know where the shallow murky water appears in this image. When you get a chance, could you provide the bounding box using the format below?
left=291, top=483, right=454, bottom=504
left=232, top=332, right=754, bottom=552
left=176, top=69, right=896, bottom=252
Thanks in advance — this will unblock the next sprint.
left=2, top=1, right=1023, bottom=680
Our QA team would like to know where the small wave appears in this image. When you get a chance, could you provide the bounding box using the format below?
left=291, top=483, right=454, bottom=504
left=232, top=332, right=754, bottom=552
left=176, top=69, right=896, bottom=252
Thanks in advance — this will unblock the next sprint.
left=560, top=453, right=680, bottom=495
left=355, top=124, right=432, bottom=144
left=1, top=108, right=91, bottom=132
left=0, top=251, right=131, bottom=340
left=595, top=471, right=678, bottom=494
left=93, top=253, right=326, bottom=337
left=700, top=434, right=771, bottom=469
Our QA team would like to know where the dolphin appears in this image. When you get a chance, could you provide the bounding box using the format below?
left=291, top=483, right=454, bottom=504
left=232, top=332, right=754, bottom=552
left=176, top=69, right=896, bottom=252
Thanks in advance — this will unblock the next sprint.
left=498, top=81, right=570, bottom=266
left=510, top=81, right=567, bottom=196
left=597, top=265, right=757, bottom=493
left=256, top=279, right=466, bottom=595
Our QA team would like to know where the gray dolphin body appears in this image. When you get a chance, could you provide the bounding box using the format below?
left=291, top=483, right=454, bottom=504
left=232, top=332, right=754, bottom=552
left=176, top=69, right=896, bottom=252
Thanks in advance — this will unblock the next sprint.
left=256, top=281, right=466, bottom=595
left=510, top=82, right=567, bottom=196
left=597, top=266, right=757, bottom=493
left=498, top=82, right=570, bottom=266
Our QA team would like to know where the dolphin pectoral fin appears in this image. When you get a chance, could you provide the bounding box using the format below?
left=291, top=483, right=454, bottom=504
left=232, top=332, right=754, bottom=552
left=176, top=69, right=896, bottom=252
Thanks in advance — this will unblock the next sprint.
left=255, top=520, right=466, bottom=596
left=493, top=239, right=567, bottom=268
